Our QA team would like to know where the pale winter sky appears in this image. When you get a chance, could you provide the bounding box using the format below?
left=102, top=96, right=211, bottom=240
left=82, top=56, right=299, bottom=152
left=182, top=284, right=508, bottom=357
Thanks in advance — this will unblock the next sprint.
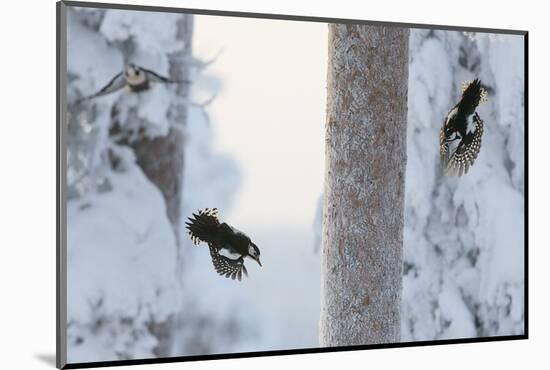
left=193, top=15, right=328, bottom=230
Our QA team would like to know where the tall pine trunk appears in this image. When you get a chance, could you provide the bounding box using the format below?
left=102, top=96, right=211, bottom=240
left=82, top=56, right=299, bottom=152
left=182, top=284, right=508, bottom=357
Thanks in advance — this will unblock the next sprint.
left=319, top=24, right=409, bottom=346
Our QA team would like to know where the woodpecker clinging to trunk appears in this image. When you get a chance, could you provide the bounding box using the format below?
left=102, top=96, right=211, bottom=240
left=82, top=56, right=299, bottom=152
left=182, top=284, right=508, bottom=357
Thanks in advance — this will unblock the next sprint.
left=185, top=208, right=262, bottom=281
left=77, top=63, right=191, bottom=103
left=440, top=79, right=488, bottom=176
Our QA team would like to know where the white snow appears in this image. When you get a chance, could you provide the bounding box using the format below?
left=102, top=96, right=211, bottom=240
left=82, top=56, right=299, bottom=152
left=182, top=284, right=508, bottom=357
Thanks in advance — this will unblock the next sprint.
left=401, top=29, right=525, bottom=340
left=100, top=9, right=185, bottom=71
left=67, top=165, right=179, bottom=362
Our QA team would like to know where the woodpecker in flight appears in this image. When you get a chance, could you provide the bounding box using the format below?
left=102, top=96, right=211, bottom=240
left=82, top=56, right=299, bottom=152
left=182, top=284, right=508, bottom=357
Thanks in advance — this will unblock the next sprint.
left=77, top=63, right=191, bottom=103
left=185, top=208, right=262, bottom=281
left=440, top=79, right=488, bottom=176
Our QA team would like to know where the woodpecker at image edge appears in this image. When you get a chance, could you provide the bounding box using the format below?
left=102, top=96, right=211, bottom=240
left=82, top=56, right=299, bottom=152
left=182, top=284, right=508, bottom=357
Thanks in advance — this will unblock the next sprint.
left=440, top=79, right=488, bottom=176
left=185, top=208, right=262, bottom=281
left=77, top=63, right=191, bottom=103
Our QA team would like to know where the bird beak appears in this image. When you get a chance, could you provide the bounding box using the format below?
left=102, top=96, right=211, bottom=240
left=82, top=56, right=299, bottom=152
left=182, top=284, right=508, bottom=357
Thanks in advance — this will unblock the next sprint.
left=256, top=257, right=262, bottom=267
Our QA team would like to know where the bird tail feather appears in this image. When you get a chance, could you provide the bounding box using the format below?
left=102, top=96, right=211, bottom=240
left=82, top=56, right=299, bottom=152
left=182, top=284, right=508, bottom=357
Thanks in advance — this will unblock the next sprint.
left=185, top=208, right=220, bottom=245
left=459, top=79, right=488, bottom=115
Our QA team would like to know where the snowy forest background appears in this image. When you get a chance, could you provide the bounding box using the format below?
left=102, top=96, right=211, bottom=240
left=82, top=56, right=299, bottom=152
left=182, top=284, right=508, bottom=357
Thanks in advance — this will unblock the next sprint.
left=64, top=7, right=525, bottom=363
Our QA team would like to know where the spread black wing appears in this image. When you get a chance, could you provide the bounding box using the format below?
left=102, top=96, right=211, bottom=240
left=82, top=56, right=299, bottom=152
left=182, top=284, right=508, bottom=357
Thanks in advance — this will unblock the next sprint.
left=77, top=72, right=126, bottom=103
left=185, top=208, right=220, bottom=245
left=142, top=67, right=192, bottom=85
left=444, top=113, right=484, bottom=176
left=208, top=245, right=248, bottom=281
left=439, top=124, right=450, bottom=164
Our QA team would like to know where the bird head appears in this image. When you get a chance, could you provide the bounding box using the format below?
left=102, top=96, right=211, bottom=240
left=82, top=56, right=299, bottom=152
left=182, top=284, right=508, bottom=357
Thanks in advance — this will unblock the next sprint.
left=442, top=114, right=462, bottom=144
left=444, top=129, right=461, bottom=143
left=125, top=64, right=139, bottom=76
left=247, top=243, right=262, bottom=267
left=124, top=64, right=146, bottom=85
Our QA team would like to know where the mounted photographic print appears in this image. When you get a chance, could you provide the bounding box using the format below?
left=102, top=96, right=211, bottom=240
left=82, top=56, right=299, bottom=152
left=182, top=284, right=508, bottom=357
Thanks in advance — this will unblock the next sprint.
left=57, top=1, right=527, bottom=368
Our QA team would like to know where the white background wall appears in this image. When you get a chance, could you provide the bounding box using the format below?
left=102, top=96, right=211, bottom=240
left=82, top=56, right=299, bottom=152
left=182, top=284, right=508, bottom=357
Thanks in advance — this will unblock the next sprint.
left=0, top=0, right=546, bottom=369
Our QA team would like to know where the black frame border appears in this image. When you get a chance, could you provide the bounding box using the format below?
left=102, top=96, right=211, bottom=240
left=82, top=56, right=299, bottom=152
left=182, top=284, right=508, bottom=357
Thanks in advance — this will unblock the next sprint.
left=57, top=1, right=529, bottom=369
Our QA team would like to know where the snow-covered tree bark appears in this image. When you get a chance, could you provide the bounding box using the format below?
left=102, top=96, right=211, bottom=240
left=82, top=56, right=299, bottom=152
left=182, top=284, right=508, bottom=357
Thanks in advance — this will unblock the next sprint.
left=109, top=16, right=192, bottom=246
left=107, top=14, right=193, bottom=357
left=320, top=24, right=409, bottom=346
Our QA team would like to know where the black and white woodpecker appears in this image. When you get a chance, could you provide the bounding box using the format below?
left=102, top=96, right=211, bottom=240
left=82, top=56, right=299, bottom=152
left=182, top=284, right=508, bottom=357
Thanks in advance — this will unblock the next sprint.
left=77, top=63, right=191, bottom=103
left=440, top=79, right=488, bottom=176
left=185, top=208, right=262, bottom=281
